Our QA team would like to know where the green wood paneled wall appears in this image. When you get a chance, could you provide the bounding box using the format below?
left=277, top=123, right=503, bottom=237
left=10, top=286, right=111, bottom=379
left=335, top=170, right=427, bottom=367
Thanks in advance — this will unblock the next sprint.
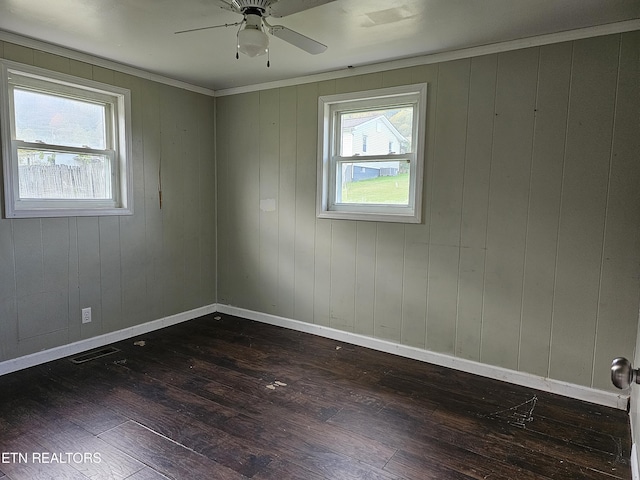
left=0, top=32, right=637, bottom=395
left=0, top=42, right=217, bottom=361
left=216, top=32, right=640, bottom=391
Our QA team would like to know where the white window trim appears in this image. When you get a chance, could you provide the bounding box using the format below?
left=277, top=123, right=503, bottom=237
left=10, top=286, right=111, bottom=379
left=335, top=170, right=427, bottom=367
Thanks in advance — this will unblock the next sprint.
left=316, top=83, right=427, bottom=223
left=0, top=59, right=133, bottom=218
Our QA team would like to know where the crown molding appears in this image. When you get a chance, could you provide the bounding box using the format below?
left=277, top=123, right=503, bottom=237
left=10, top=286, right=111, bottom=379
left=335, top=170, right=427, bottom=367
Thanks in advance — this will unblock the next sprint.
left=1, top=19, right=639, bottom=100
left=215, top=19, right=640, bottom=97
left=0, top=30, right=216, bottom=97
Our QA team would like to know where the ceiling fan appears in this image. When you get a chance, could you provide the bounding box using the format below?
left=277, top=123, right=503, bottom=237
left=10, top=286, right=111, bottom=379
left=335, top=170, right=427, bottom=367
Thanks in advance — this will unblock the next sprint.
left=175, top=0, right=335, bottom=63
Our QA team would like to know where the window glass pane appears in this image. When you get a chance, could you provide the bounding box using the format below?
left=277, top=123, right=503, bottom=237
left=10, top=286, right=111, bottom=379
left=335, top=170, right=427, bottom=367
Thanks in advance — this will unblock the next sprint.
left=13, top=88, right=106, bottom=149
left=340, top=107, right=413, bottom=157
left=18, top=148, right=111, bottom=200
left=339, top=160, right=410, bottom=205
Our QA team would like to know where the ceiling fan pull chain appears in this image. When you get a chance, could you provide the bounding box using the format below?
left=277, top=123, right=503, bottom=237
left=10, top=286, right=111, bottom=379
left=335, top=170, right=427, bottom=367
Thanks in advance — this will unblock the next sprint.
left=267, top=48, right=270, bottom=67
left=236, top=23, right=242, bottom=59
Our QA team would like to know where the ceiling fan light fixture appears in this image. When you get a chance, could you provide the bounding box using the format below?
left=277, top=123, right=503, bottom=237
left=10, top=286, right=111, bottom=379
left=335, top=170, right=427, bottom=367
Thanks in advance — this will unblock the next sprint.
left=238, top=25, right=269, bottom=57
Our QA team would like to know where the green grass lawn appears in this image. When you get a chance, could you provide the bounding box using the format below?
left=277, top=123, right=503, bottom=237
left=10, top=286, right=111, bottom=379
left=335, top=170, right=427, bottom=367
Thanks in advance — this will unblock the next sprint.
left=341, top=173, right=409, bottom=204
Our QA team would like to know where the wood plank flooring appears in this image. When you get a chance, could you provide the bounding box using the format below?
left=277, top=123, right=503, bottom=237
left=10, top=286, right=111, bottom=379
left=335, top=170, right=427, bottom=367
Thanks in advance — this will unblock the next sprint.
left=0, top=313, right=632, bottom=479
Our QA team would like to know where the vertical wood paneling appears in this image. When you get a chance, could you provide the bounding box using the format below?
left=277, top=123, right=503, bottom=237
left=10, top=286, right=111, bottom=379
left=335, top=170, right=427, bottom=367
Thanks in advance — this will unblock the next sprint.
left=313, top=221, right=331, bottom=328
left=549, top=36, right=620, bottom=386
left=456, top=54, right=497, bottom=361
left=216, top=33, right=637, bottom=392
left=99, top=217, right=122, bottom=332
left=69, top=59, right=93, bottom=80
left=0, top=45, right=216, bottom=362
left=223, top=93, right=248, bottom=307
left=216, top=96, right=231, bottom=305
left=427, top=59, right=470, bottom=354
left=592, top=31, right=640, bottom=390
left=374, top=223, right=405, bottom=342
left=182, top=92, right=204, bottom=311
left=13, top=218, right=68, bottom=347
left=34, top=51, right=70, bottom=73
left=0, top=297, right=17, bottom=361
left=401, top=225, right=428, bottom=349
left=382, top=68, right=415, bottom=88
left=116, top=72, right=149, bottom=328
left=481, top=48, right=538, bottom=369
left=3, top=42, right=33, bottom=64
left=330, top=220, right=356, bottom=331
left=293, top=83, right=317, bottom=324
left=41, top=218, right=70, bottom=331
left=259, top=89, right=280, bottom=314
left=16, top=329, right=68, bottom=357
left=67, top=218, right=80, bottom=342
left=92, top=66, right=114, bottom=85
left=402, top=64, right=439, bottom=349
left=518, top=43, right=571, bottom=376
left=355, top=222, right=377, bottom=336
left=335, top=74, right=383, bottom=94
left=179, top=90, right=197, bottom=311
left=199, top=96, right=217, bottom=306
left=315, top=75, right=360, bottom=331
left=429, top=60, right=470, bottom=246
left=2, top=34, right=638, bottom=396
left=225, top=91, right=244, bottom=305
left=313, top=81, right=336, bottom=327
left=16, top=291, right=66, bottom=340
left=77, top=217, right=102, bottom=338
left=426, top=245, right=459, bottom=353
left=13, top=219, right=43, bottom=300
left=0, top=41, right=8, bottom=361
left=277, top=87, right=297, bottom=319
left=11, top=230, right=43, bottom=337
left=228, top=93, right=258, bottom=311
left=159, top=86, right=186, bottom=315
left=385, top=67, right=429, bottom=349
left=412, top=63, right=439, bottom=231
left=238, top=93, right=261, bottom=311
left=0, top=211, right=17, bottom=360
left=141, top=81, right=165, bottom=322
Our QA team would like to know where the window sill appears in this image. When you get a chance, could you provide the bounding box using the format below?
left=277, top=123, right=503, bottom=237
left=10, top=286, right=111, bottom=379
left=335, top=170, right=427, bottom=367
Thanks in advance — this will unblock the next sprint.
left=5, top=206, right=133, bottom=219
left=316, top=208, right=421, bottom=224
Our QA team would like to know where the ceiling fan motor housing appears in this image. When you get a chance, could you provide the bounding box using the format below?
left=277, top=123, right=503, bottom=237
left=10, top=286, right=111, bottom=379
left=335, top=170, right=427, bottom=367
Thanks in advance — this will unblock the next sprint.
left=231, top=0, right=273, bottom=14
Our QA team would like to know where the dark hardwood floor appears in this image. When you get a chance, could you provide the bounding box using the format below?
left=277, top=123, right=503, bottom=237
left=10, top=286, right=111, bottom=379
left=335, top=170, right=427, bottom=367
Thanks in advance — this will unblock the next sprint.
left=0, top=313, right=632, bottom=479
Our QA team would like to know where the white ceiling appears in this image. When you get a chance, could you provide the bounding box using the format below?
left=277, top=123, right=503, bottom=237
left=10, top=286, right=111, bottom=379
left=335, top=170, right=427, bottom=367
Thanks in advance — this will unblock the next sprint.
left=0, top=0, right=639, bottom=92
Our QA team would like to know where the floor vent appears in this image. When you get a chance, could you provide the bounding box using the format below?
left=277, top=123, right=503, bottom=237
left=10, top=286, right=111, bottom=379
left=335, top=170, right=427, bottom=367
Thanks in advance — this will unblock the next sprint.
left=70, top=347, right=120, bottom=364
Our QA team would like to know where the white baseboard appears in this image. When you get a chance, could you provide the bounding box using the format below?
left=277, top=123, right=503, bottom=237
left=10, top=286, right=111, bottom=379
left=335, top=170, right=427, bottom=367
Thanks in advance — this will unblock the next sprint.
left=216, top=304, right=630, bottom=411
left=0, top=302, right=629, bottom=411
left=0, top=304, right=217, bottom=376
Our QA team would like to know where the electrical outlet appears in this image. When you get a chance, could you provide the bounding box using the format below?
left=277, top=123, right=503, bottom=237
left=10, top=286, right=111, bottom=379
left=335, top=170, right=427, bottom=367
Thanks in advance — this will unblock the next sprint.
left=81, top=307, right=92, bottom=324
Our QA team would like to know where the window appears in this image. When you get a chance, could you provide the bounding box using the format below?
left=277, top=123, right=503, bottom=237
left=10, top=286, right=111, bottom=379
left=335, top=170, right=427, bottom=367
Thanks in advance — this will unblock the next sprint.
left=317, top=83, right=427, bottom=223
left=0, top=59, right=133, bottom=218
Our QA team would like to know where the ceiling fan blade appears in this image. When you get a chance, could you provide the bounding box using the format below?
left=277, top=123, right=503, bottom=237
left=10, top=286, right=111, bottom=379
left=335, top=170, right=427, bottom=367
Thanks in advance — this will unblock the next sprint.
left=267, top=0, right=336, bottom=18
left=213, top=0, right=240, bottom=13
left=268, top=25, right=327, bottom=54
left=175, top=0, right=242, bottom=35
left=175, top=21, right=242, bottom=35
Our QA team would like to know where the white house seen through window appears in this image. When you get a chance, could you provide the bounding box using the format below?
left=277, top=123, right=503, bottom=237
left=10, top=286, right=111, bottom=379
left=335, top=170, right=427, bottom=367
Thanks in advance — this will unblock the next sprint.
left=317, top=83, right=427, bottom=223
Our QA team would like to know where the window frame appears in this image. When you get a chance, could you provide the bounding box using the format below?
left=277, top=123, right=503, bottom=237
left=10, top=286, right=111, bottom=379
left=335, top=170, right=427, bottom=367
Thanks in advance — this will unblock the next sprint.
left=0, top=59, right=133, bottom=218
left=316, top=83, right=427, bottom=223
